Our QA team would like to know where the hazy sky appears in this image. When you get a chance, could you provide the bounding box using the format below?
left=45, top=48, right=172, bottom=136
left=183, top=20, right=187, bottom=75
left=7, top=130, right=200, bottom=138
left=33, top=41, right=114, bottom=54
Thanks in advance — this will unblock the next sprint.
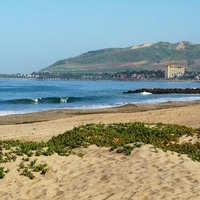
left=1, top=0, right=200, bottom=74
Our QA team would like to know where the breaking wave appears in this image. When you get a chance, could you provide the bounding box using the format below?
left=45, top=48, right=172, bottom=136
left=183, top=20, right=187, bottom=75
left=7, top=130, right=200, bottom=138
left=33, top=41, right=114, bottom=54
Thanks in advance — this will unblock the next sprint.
left=0, top=96, right=101, bottom=105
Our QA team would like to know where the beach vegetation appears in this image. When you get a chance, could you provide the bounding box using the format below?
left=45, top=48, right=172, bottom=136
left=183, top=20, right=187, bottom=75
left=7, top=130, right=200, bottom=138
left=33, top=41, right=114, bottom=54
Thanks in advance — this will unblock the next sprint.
left=0, top=122, right=199, bottom=179
left=19, top=159, right=48, bottom=179
left=0, top=167, right=9, bottom=179
left=21, top=168, right=35, bottom=179
left=0, top=167, right=5, bottom=179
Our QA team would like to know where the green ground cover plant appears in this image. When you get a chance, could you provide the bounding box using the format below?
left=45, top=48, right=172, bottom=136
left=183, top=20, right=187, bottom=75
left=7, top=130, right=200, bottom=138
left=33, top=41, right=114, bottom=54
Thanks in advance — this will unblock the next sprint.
left=18, top=158, right=48, bottom=179
left=0, top=122, right=199, bottom=179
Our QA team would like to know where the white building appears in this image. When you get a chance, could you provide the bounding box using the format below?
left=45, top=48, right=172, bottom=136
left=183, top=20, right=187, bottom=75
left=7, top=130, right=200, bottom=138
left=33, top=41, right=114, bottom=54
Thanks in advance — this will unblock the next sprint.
left=165, top=65, right=185, bottom=78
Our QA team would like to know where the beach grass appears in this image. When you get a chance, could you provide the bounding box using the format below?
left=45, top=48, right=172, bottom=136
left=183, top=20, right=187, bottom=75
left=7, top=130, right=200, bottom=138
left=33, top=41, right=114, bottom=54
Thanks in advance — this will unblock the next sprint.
left=0, top=122, right=199, bottom=179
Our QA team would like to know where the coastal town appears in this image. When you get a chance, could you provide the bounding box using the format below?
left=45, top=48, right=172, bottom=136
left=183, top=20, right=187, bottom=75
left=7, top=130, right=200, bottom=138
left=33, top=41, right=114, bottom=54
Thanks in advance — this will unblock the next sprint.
left=1, top=65, right=200, bottom=81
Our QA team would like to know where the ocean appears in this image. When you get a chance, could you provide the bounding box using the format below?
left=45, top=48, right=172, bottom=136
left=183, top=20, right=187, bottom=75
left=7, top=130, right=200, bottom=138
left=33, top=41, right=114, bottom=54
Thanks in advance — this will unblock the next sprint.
left=0, top=79, right=200, bottom=116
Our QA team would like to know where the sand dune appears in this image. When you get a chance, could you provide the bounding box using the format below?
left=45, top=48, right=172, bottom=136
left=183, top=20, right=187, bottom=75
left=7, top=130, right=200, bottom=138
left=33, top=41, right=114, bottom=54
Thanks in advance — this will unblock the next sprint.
left=0, top=102, right=200, bottom=199
left=1, top=145, right=200, bottom=200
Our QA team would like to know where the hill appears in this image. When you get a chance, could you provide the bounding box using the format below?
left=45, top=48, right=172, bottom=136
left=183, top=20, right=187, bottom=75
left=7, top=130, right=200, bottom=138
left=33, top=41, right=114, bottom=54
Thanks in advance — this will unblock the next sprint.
left=40, top=41, right=200, bottom=73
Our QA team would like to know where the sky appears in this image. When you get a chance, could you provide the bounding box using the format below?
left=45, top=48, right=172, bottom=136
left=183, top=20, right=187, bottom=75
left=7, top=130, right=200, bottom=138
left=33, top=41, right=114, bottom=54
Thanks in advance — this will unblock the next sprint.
left=0, top=0, right=200, bottom=74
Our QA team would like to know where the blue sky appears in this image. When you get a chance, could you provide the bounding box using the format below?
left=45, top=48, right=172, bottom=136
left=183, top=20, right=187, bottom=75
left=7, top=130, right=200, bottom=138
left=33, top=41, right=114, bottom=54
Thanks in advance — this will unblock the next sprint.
left=0, top=0, right=200, bottom=74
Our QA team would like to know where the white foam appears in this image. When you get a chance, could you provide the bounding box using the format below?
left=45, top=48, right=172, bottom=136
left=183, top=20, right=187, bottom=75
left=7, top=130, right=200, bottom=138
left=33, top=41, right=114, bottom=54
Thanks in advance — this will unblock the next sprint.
left=60, top=97, right=68, bottom=103
left=0, top=110, right=28, bottom=116
left=33, top=98, right=39, bottom=104
left=141, top=96, right=200, bottom=104
left=65, top=104, right=116, bottom=110
left=141, top=91, right=152, bottom=95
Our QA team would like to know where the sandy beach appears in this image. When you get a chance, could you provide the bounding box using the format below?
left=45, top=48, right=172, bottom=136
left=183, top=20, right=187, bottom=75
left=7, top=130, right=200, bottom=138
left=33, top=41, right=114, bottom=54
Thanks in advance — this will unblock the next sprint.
left=0, top=102, right=200, bottom=199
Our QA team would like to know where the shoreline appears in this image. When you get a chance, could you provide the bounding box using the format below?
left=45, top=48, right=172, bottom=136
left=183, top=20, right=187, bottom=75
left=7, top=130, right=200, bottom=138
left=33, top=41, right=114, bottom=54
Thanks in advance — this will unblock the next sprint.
left=0, top=100, right=200, bottom=142
left=1, top=100, right=200, bottom=125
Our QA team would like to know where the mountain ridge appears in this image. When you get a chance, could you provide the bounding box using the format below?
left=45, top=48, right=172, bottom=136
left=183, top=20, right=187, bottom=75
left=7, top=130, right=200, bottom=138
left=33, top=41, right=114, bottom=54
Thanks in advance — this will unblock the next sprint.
left=40, top=41, right=200, bottom=73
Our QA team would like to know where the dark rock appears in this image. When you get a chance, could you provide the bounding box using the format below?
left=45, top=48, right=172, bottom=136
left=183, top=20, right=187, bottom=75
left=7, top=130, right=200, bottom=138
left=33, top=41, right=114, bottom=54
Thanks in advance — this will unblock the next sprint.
left=123, top=88, right=200, bottom=94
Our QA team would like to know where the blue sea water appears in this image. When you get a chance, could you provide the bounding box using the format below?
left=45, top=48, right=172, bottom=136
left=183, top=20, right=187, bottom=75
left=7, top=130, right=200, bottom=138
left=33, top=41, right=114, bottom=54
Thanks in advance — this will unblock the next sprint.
left=0, top=79, right=200, bottom=116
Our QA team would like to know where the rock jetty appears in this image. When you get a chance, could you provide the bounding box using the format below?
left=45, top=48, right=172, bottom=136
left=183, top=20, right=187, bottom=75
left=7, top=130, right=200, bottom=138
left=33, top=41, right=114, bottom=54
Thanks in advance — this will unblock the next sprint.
left=123, top=88, right=200, bottom=94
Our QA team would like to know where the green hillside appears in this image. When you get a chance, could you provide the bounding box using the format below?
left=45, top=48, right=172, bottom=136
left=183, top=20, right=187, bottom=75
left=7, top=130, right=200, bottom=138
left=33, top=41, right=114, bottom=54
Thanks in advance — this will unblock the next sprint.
left=40, top=41, right=200, bottom=73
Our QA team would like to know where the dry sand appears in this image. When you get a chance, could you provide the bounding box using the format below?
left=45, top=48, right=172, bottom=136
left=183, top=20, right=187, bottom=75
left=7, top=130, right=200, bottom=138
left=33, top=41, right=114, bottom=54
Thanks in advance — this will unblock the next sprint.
left=0, top=102, right=200, bottom=200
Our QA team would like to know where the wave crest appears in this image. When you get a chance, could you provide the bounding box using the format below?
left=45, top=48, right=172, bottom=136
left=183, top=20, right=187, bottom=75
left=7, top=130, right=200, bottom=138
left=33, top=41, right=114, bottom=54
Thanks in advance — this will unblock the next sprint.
left=1, top=96, right=100, bottom=104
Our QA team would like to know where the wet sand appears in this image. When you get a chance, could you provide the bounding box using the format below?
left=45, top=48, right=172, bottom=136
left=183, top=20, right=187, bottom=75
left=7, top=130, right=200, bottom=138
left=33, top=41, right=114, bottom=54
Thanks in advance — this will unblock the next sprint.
left=0, top=101, right=199, bottom=141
